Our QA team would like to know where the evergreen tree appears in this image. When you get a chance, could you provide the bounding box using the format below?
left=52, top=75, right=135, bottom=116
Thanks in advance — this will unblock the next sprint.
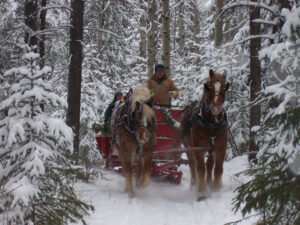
left=233, top=4, right=300, bottom=224
left=79, top=43, right=110, bottom=178
left=0, top=49, right=93, bottom=224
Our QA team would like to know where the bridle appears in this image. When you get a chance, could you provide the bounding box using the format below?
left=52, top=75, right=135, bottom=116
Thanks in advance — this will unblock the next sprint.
left=130, top=102, right=155, bottom=154
left=204, top=81, right=229, bottom=116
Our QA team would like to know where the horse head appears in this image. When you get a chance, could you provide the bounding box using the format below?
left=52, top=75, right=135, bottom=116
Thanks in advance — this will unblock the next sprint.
left=130, top=85, right=156, bottom=144
left=203, top=69, right=229, bottom=121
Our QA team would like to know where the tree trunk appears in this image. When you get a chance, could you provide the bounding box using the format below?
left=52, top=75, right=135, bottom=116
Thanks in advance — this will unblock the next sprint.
left=178, top=2, right=184, bottom=57
left=97, top=0, right=103, bottom=54
left=39, top=0, right=47, bottom=68
left=249, top=0, right=261, bottom=163
left=140, top=0, right=146, bottom=59
left=162, top=0, right=170, bottom=77
left=66, top=0, right=84, bottom=159
left=147, top=0, right=156, bottom=77
left=25, top=0, right=38, bottom=50
left=193, top=1, right=200, bottom=66
left=214, top=0, right=223, bottom=47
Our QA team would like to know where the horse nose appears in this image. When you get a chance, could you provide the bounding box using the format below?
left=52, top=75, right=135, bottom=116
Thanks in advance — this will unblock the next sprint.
left=136, top=128, right=149, bottom=144
left=212, top=106, right=221, bottom=115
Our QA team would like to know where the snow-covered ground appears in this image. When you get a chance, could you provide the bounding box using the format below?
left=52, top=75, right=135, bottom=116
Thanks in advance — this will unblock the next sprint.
left=74, top=155, right=258, bottom=225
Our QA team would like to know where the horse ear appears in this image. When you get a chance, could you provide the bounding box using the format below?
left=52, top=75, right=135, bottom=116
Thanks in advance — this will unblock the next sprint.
left=204, top=83, right=210, bottom=91
left=225, top=82, right=230, bottom=91
left=209, top=69, right=214, bottom=78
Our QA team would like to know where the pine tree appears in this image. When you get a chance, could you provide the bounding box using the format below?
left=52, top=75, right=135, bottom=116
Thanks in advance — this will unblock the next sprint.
left=79, top=43, right=110, bottom=178
left=233, top=105, right=300, bottom=224
left=233, top=4, right=300, bottom=224
left=0, top=49, right=93, bottom=224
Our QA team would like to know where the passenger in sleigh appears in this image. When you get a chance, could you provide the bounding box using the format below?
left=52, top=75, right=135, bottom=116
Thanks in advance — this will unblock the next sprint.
left=145, top=64, right=179, bottom=107
left=103, top=91, right=124, bottom=134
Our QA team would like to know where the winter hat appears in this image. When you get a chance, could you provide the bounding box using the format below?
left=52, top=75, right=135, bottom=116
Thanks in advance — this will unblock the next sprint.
left=155, top=64, right=165, bottom=72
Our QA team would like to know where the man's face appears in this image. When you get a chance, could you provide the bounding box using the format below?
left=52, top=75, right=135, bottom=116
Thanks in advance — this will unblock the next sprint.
left=116, top=94, right=122, bottom=101
left=156, top=69, right=165, bottom=78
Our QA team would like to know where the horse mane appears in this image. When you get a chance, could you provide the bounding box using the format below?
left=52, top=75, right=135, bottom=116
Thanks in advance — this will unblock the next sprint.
left=142, top=102, right=155, bottom=119
left=130, top=85, right=152, bottom=111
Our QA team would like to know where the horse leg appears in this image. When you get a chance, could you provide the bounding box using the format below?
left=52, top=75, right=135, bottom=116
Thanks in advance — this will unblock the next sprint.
left=206, top=152, right=214, bottom=187
left=136, top=154, right=143, bottom=188
left=123, top=160, right=134, bottom=197
left=187, top=151, right=197, bottom=188
left=137, top=153, right=152, bottom=188
left=119, top=149, right=135, bottom=198
left=196, top=152, right=207, bottom=201
left=213, top=148, right=226, bottom=190
left=136, top=155, right=148, bottom=188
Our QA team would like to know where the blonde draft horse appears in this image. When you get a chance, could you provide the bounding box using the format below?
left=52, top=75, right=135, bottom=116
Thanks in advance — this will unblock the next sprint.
left=111, top=85, right=156, bottom=198
left=181, top=69, right=229, bottom=201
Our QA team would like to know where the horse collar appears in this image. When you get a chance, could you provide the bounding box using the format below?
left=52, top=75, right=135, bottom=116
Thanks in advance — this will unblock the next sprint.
left=195, top=101, right=227, bottom=152
left=120, top=102, right=154, bottom=154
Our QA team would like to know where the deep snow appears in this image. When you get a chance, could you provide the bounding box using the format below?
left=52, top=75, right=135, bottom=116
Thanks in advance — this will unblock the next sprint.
left=74, top=155, right=258, bottom=225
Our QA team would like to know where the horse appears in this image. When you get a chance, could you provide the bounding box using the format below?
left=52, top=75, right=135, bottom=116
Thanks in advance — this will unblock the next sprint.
left=110, top=85, right=156, bottom=198
left=180, top=69, right=229, bottom=201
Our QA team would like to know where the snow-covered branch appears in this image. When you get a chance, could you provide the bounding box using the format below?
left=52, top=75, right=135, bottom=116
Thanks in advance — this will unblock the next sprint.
left=224, top=34, right=275, bottom=46
left=252, top=19, right=278, bottom=26
left=221, top=1, right=279, bottom=17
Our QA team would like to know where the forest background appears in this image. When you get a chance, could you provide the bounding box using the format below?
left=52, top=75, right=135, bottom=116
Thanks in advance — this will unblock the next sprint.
left=0, top=0, right=299, bottom=224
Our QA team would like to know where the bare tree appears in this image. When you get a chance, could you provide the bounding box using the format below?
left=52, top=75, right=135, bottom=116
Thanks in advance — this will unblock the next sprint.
left=39, top=0, right=47, bottom=68
left=178, top=1, right=184, bottom=57
left=214, top=0, right=223, bottom=47
left=249, top=0, right=261, bottom=163
left=66, top=0, right=84, bottom=159
left=147, top=0, right=156, bottom=77
left=162, top=0, right=170, bottom=76
left=139, top=0, right=146, bottom=59
left=25, top=0, right=38, bottom=49
left=97, top=0, right=103, bottom=54
left=192, top=1, right=200, bottom=66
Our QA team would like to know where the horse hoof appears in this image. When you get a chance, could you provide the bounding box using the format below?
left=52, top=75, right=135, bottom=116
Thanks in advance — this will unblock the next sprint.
left=197, top=196, right=207, bottom=201
left=213, top=181, right=222, bottom=190
left=136, top=177, right=150, bottom=188
left=128, top=192, right=135, bottom=198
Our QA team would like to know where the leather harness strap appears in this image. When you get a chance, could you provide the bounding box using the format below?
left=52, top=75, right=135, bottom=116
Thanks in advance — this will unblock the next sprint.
left=192, top=100, right=227, bottom=153
left=112, top=99, right=155, bottom=155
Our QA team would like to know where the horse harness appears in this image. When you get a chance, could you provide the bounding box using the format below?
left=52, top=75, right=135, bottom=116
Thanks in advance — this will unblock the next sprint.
left=190, top=100, right=227, bottom=153
left=111, top=98, right=155, bottom=155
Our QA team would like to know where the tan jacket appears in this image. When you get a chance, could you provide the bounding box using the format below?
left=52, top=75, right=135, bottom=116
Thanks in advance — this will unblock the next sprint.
left=145, top=74, right=179, bottom=106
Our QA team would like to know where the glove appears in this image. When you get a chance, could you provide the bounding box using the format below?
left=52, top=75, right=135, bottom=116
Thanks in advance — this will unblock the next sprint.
left=169, top=91, right=178, bottom=98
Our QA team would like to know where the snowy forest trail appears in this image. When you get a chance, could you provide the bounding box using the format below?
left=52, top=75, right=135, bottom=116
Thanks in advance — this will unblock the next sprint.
left=74, top=155, right=258, bottom=225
